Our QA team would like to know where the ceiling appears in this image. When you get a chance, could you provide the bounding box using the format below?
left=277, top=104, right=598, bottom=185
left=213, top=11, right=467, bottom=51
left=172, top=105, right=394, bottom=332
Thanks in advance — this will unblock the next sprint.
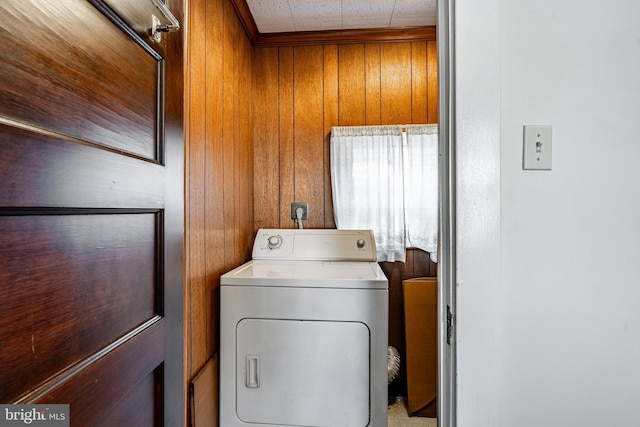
left=245, top=0, right=437, bottom=34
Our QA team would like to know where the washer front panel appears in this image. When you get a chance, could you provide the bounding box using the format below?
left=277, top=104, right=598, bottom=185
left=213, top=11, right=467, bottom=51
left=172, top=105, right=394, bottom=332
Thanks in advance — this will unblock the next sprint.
left=220, top=284, right=388, bottom=427
left=236, top=319, right=370, bottom=427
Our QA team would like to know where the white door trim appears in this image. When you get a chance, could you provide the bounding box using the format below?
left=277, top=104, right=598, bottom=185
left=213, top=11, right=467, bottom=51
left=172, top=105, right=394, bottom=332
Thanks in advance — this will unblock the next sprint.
left=437, top=0, right=457, bottom=426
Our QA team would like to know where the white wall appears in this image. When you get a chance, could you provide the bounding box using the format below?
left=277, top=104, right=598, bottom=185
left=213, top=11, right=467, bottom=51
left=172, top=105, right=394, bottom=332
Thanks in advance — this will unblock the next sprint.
left=456, top=1, right=640, bottom=426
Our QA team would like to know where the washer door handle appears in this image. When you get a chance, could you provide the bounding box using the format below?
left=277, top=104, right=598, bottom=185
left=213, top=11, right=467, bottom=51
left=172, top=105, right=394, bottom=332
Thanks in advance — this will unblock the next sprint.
left=246, top=355, right=260, bottom=388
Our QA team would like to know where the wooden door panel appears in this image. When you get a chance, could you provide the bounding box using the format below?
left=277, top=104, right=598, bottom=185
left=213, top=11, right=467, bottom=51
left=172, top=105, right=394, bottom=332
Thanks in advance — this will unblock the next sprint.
left=34, top=320, right=165, bottom=423
left=0, top=124, right=164, bottom=208
left=0, top=212, right=159, bottom=402
left=0, top=0, right=184, bottom=425
left=95, top=368, right=162, bottom=427
left=0, top=0, right=159, bottom=160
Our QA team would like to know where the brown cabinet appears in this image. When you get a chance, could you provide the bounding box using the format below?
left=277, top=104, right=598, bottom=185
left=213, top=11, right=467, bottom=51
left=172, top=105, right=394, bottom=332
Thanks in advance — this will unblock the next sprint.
left=403, top=277, right=438, bottom=417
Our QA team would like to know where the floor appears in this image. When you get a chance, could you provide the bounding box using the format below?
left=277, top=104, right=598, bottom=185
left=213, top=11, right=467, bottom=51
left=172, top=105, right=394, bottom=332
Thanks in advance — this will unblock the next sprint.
left=388, top=397, right=437, bottom=427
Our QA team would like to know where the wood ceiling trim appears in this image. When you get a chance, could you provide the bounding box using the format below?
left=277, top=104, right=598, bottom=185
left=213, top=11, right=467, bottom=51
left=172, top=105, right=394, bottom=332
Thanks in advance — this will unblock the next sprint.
left=229, top=0, right=260, bottom=42
left=229, top=0, right=436, bottom=47
left=254, top=26, right=436, bottom=47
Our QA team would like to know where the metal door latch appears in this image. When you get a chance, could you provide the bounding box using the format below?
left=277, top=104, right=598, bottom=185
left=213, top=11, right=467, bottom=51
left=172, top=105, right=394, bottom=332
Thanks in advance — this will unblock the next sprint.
left=447, top=305, right=454, bottom=345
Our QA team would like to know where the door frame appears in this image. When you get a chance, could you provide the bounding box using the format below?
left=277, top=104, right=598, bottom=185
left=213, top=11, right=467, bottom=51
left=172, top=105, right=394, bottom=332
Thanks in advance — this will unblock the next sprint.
left=437, top=0, right=457, bottom=426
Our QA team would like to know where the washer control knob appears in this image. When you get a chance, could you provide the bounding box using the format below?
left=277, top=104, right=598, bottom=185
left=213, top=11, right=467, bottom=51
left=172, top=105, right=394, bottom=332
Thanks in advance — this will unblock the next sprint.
left=357, top=239, right=366, bottom=249
left=267, top=235, right=282, bottom=249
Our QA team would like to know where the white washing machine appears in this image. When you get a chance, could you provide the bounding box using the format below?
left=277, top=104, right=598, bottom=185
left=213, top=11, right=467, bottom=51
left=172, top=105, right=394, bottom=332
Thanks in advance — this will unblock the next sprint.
left=220, top=229, right=389, bottom=427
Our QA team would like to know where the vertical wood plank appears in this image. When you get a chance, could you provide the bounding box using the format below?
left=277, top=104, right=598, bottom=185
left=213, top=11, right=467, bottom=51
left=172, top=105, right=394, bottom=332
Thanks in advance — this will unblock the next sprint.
left=293, top=45, right=325, bottom=228
left=222, top=0, right=236, bottom=269
left=278, top=47, right=295, bottom=228
left=365, top=43, right=382, bottom=125
left=232, top=9, right=249, bottom=265
left=239, top=27, right=254, bottom=261
left=253, top=47, right=280, bottom=231
left=323, top=45, right=339, bottom=229
left=411, top=41, right=428, bottom=124
left=380, top=42, right=412, bottom=125
left=232, top=4, right=245, bottom=266
left=338, top=44, right=366, bottom=126
left=204, top=0, right=225, bottom=361
left=412, top=249, right=436, bottom=278
left=186, top=0, right=207, bottom=374
left=232, top=8, right=242, bottom=265
left=427, top=40, right=439, bottom=124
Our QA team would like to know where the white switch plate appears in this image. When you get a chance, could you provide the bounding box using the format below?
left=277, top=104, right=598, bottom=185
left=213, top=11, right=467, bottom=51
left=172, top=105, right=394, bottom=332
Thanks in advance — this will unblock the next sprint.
left=523, top=125, right=552, bottom=170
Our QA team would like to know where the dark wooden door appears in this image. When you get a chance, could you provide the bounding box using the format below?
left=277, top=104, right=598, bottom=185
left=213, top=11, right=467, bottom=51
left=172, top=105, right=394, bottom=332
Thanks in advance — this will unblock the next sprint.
left=0, top=0, right=184, bottom=425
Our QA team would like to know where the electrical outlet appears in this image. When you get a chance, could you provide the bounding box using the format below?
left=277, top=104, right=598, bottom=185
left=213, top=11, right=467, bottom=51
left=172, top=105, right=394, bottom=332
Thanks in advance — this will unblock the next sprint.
left=290, top=202, right=308, bottom=220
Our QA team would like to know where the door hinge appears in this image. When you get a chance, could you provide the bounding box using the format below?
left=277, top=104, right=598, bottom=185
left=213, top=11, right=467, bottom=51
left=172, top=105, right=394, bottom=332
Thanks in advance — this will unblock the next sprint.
left=446, top=305, right=454, bottom=345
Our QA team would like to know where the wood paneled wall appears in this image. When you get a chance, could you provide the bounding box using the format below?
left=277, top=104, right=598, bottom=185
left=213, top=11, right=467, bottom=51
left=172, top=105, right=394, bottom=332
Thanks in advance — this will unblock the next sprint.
left=185, top=0, right=439, bottom=415
left=253, top=41, right=438, bottom=230
left=185, top=0, right=254, bottom=413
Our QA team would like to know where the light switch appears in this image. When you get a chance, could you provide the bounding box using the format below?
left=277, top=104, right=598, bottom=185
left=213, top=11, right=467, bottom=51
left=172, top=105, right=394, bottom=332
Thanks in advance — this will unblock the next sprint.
left=523, top=125, right=552, bottom=170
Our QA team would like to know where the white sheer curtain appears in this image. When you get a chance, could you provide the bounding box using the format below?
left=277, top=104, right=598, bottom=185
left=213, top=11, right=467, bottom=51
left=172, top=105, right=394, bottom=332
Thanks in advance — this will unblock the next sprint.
left=330, top=124, right=438, bottom=263
left=404, top=126, right=439, bottom=261
left=330, top=126, right=406, bottom=262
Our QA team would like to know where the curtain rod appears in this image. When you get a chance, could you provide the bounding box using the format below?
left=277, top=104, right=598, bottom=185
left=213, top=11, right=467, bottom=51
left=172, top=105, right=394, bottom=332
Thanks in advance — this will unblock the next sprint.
left=330, top=124, right=438, bottom=137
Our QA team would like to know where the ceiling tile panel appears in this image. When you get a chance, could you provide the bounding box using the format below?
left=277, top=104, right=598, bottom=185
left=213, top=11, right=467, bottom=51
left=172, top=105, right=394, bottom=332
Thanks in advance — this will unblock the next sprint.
left=342, top=0, right=394, bottom=24
left=246, top=0, right=295, bottom=32
left=288, top=0, right=342, bottom=31
left=246, top=0, right=437, bottom=33
left=390, top=14, right=436, bottom=27
left=259, top=19, right=297, bottom=33
left=390, top=0, right=436, bottom=25
left=341, top=17, right=390, bottom=30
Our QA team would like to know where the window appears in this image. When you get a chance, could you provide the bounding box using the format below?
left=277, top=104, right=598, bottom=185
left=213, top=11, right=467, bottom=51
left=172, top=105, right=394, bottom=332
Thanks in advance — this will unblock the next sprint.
left=330, top=125, right=438, bottom=263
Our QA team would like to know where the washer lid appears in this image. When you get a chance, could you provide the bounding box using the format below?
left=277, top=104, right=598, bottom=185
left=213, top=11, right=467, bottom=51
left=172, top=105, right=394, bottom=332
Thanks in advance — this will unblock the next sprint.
left=221, top=260, right=388, bottom=289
